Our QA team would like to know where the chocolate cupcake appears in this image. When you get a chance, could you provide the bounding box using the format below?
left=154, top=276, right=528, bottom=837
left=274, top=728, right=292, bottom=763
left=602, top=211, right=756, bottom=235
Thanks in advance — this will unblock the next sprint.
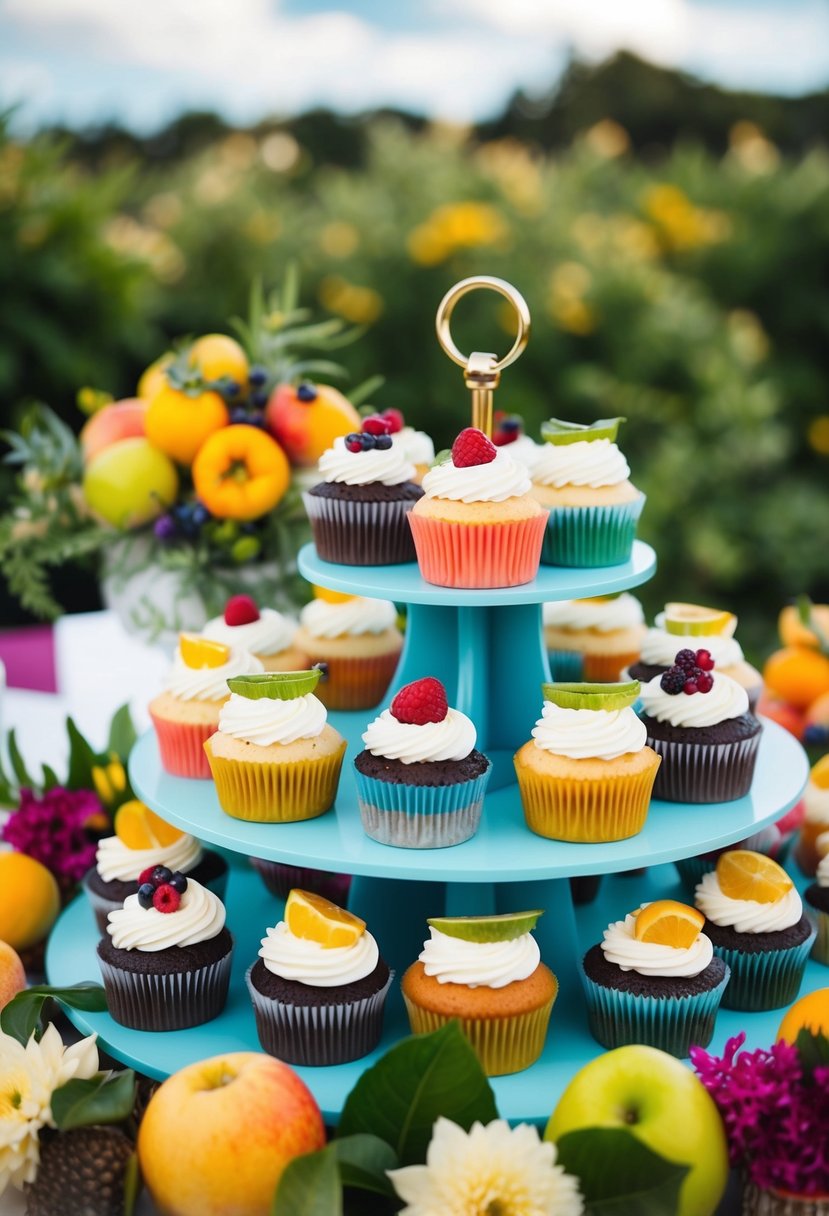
left=249, top=859, right=352, bottom=906
left=638, top=649, right=762, bottom=803
left=246, top=889, right=392, bottom=1065
left=302, top=414, right=423, bottom=565
left=805, top=844, right=829, bottom=964
left=98, top=876, right=232, bottom=1031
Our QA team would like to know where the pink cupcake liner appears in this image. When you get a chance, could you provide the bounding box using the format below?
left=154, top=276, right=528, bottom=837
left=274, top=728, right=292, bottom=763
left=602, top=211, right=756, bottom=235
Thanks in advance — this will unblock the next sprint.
left=150, top=711, right=217, bottom=779
left=408, top=510, right=548, bottom=588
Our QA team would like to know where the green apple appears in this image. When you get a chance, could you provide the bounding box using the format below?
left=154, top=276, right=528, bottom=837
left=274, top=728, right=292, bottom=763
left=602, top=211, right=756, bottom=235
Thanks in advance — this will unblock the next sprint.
left=83, top=436, right=178, bottom=529
left=546, top=1045, right=728, bottom=1216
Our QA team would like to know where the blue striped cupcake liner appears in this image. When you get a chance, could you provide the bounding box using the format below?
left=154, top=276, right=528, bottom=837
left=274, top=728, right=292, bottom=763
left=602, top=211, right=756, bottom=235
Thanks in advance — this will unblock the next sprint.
left=540, top=495, right=645, bottom=568
left=546, top=650, right=585, bottom=681
left=354, top=762, right=492, bottom=849
left=582, top=964, right=730, bottom=1057
left=713, top=926, right=817, bottom=1010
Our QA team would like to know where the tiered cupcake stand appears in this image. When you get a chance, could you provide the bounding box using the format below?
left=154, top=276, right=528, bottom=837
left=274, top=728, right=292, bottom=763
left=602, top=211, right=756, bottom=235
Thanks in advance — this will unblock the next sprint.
left=47, top=540, right=818, bottom=1124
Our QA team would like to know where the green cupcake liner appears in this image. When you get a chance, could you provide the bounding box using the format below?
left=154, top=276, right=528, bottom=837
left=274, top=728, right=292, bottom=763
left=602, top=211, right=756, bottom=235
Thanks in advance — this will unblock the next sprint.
left=582, top=965, right=730, bottom=1057
left=540, top=495, right=645, bottom=568
left=714, top=927, right=817, bottom=1011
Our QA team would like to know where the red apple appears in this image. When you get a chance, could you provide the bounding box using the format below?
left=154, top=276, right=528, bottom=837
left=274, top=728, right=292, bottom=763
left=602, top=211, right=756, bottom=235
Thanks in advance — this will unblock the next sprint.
left=0, top=939, right=26, bottom=1009
left=80, top=398, right=148, bottom=463
left=265, top=382, right=361, bottom=467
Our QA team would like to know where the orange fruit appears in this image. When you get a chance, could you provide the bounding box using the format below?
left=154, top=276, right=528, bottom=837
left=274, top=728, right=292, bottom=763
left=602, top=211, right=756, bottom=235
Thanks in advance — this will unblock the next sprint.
left=179, top=634, right=231, bottom=669
left=265, top=383, right=361, bottom=467
left=634, top=900, right=705, bottom=948
left=0, top=854, right=61, bottom=950
left=777, top=988, right=829, bottom=1044
left=311, top=585, right=354, bottom=605
left=145, top=385, right=230, bottom=466
left=763, top=646, right=829, bottom=709
left=778, top=603, right=829, bottom=650
left=811, top=755, right=829, bottom=789
left=716, top=850, right=793, bottom=904
left=192, top=425, right=290, bottom=521
left=137, top=353, right=174, bottom=401
left=755, top=693, right=806, bottom=741
left=114, top=800, right=184, bottom=850
left=284, top=889, right=365, bottom=948
left=189, top=334, right=249, bottom=393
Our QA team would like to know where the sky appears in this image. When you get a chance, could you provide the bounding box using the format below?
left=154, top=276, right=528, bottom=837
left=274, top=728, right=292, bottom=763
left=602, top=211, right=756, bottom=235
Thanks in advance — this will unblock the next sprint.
left=1, top=0, right=828, bottom=133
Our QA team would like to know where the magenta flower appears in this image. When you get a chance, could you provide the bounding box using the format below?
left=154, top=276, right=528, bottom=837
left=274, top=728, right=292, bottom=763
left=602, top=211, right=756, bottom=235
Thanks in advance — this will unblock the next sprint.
left=692, top=1033, right=829, bottom=1196
left=2, top=787, right=103, bottom=887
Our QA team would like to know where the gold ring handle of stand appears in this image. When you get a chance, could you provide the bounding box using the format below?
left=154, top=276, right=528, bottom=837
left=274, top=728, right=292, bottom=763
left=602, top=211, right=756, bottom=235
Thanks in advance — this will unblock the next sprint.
left=435, top=276, right=531, bottom=437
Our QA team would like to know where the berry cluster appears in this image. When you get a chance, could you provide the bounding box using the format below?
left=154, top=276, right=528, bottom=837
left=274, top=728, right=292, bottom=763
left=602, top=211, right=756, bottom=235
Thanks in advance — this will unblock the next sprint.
left=224, top=594, right=260, bottom=626
left=345, top=413, right=396, bottom=453
left=493, top=412, right=523, bottom=447
left=137, top=866, right=188, bottom=914
left=451, top=427, right=497, bottom=467
left=660, top=648, right=715, bottom=696
left=390, top=677, right=448, bottom=725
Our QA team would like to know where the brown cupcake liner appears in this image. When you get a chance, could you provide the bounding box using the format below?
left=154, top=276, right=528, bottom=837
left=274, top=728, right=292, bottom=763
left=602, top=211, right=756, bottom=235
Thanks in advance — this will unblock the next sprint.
left=150, top=712, right=217, bottom=779
left=742, top=1182, right=829, bottom=1215
left=515, top=755, right=660, bottom=842
left=314, top=652, right=401, bottom=711
left=98, top=946, right=233, bottom=1031
left=408, top=510, right=548, bottom=589
left=302, top=492, right=417, bottom=565
left=205, top=739, right=346, bottom=822
left=402, top=993, right=556, bottom=1076
left=646, top=733, right=761, bottom=803
left=248, top=859, right=352, bottom=904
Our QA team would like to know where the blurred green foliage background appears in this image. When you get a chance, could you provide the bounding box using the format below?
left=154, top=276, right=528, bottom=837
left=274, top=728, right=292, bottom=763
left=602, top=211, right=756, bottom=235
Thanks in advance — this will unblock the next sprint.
left=2, top=52, right=828, bottom=653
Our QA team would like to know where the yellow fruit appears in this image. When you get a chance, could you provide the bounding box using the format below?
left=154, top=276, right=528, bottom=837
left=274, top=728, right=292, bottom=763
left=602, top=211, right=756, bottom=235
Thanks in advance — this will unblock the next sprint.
left=114, top=801, right=184, bottom=850
left=179, top=633, right=231, bottom=670
left=810, top=754, right=829, bottom=791
left=663, top=603, right=736, bottom=637
left=137, top=353, right=174, bottom=401
left=763, top=646, right=829, bottom=709
left=145, top=385, right=230, bottom=466
left=284, top=889, right=365, bottom=948
left=0, top=854, right=61, bottom=950
left=189, top=334, right=249, bottom=392
left=777, top=988, right=829, bottom=1043
left=634, top=900, right=705, bottom=948
left=0, top=939, right=27, bottom=1009
left=311, top=585, right=354, bottom=605
left=779, top=603, right=829, bottom=650
left=716, top=850, right=793, bottom=904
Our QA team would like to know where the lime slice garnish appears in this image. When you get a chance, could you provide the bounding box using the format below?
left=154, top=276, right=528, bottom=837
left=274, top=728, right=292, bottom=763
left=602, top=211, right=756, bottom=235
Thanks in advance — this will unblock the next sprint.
left=226, top=669, right=323, bottom=700
left=427, top=909, right=544, bottom=943
left=541, top=680, right=640, bottom=710
left=663, top=603, right=736, bottom=637
left=540, top=417, right=625, bottom=445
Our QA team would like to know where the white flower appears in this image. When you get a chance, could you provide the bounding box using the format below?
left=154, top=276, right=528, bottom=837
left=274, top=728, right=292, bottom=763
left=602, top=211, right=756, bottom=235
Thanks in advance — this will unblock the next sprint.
left=0, top=1026, right=99, bottom=1196
left=388, top=1117, right=584, bottom=1216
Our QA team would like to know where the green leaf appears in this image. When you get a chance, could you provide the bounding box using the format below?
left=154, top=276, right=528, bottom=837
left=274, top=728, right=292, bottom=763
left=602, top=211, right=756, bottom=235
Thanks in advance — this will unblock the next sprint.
left=333, top=1135, right=397, bottom=1198
left=272, top=1146, right=341, bottom=1216
left=65, top=716, right=98, bottom=789
left=0, top=983, right=108, bottom=1044
left=41, top=763, right=61, bottom=790
left=796, top=1029, right=829, bottom=1080
left=349, top=375, right=386, bottom=410
left=338, top=1021, right=497, bottom=1166
left=51, top=1069, right=136, bottom=1130
left=7, top=729, right=35, bottom=788
left=107, top=703, right=137, bottom=762
left=123, top=1152, right=141, bottom=1216
left=555, top=1128, right=689, bottom=1216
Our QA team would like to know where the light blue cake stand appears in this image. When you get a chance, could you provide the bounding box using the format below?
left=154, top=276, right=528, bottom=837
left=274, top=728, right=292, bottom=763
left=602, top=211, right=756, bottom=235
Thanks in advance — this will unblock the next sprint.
left=47, top=542, right=817, bottom=1125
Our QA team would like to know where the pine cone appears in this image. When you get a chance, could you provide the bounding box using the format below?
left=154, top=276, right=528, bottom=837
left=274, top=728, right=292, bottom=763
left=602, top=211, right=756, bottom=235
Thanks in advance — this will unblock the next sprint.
left=25, top=1126, right=133, bottom=1216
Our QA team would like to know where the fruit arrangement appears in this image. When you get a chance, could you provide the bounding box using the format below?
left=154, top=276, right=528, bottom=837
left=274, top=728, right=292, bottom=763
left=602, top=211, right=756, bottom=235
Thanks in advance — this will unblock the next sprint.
left=759, top=598, right=829, bottom=753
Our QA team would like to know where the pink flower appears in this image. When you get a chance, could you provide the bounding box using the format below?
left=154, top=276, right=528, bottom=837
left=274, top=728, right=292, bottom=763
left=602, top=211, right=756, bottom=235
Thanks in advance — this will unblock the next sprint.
left=2, top=787, right=103, bottom=887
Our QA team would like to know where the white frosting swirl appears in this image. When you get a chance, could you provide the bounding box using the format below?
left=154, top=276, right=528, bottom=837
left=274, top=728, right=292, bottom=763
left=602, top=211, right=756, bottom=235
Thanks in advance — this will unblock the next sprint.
left=218, top=692, right=327, bottom=746
left=543, top=594, right=645, bottom=633
left=639, top=671, right=749, bottom=727
left=165, top=646, right=264, bottom=702
left=299, top=596, right=397, bottom=639
left=695, top=870, right=802, bottom=933
left=532, top=701, right=646, bottom=761
left=421, top=447, right=530, bottom=503
left=318, top=435, right=415, bottom=486
left=639, top=627, right=744, bottom=668
left=394, top=426, right=435, bottom=468
left=804, top=781, right=829, bottom=827
left=203, top=607, right=297, bottom=656
left=419, top=926, right=540, bottom=988
left=532, top=438, right=629, bottom=488
left=499, top=434, right=542, bottom=473
left=106, top=880, right=226, bottom=951
left=362, top=707, right=476, bottom=763
left=259, top=921, right=379, bottom=987
left=601, top=909, right=713, bottom=977
left=96, top=833, right=203, bottom=884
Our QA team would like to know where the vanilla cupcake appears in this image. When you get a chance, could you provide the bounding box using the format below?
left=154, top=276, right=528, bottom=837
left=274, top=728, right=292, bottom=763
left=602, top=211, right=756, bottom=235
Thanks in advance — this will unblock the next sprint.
left=293, top=594, right=403, bottom=711
left=390, top=411, right=436, bottom=484
left=543, top=593, right=647, bottom=683
left=805, top=835, right=829, bottom=965
left=531, top=417, right=644, bottom=567
left=492, top=413, right=542, bottom=474
left=203, top=595, right=306, bottom=673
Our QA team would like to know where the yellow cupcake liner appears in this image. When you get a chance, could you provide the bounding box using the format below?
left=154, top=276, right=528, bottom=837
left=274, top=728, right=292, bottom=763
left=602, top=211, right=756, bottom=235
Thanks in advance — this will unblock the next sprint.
left=402, top=991, right=557, bottom=1076
left=515, top=753, right=661, bottom=842
left=204, top=740, right=346, bottom=823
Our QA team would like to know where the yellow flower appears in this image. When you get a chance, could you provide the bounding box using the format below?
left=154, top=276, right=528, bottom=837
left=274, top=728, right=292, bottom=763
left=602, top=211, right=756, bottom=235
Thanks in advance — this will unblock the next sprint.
left=476, top=140, right=544, bottom=216
left=548, top=263, right=597, bottom=335
left=408, top=202, right=509, bottom=265
left=727, top=310, right=770, bottom=366
left=244, top=210, right=282, bottom=246
left=319, top=275, right=383, bottom=325
left=728, top=121, right=780, bottom=175
left=808, top=416, right=829, bottom=455
left=318, top=221, right=360, bottom=258
left=583, top=118, right=630, bottom=159
left=91, top=755, right=127, bottom=807
left=643, top=184, right=731, bottom=252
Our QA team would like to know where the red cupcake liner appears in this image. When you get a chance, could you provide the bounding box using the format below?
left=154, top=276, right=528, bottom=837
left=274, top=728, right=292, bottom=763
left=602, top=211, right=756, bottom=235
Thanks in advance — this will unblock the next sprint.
left=408, top=510, right=548, bottom=588
left=314, top=652, right=401, bottom=711
left=150, top=711, right=217, bottom=779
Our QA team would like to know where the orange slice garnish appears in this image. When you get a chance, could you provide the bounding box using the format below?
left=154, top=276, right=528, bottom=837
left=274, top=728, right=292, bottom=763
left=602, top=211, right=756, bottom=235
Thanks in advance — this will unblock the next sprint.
left=179, top=633, right=231, bottom=669
left=114, top=800, right=184, bottom=850
left=716, top=850, right=793, bottom=904
left=633, top=900, right=705, bottom=948
left=811, top=754, right=829, bottom=791
left=284, top=888, right=365, bottom=949
left=312, top=585, right=355, bottom=605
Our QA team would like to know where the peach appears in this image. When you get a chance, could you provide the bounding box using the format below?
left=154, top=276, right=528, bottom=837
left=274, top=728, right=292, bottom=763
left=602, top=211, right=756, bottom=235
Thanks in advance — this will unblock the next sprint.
left=755, top=692, right=806, bottom=741
left=137, top=1052, right=326, bottom=1216
left=80, top=398, right=148, bottom=463
left=265, top=382, right=360, bottom=466
left=779, top=603, right=829, bottom=650
left=0, top=854, right=61, bottom=951
left=763, top=647, right=829, bottom=710
left=0, top=939, right=26, bottom=1009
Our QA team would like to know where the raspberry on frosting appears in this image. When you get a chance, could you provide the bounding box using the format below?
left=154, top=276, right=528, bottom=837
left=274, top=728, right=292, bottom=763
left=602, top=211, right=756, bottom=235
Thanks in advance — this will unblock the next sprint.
left=451, top=428, right=497, bottom=468
left=390, top=677, right=449, bottom=725
left=224, top=595, right=260, bottom=626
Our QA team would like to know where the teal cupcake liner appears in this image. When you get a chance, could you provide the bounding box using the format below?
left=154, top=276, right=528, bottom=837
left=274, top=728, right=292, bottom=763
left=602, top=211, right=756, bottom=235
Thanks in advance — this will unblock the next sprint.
left=354, top=762, right=491, bottom=849
left=582, top=965, right=730, bottom=1057
left=675, top=855, right=719, bottom=894
left=540, top=495, right=645, bottom=568
left=713, top=927, right=817, bottom=1010
left=546, top=650, right=585, bottom=681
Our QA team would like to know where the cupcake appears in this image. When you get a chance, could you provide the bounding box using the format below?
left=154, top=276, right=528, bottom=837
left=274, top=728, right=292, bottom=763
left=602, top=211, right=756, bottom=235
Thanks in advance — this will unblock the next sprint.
left=638, top=650, right=762, bottom=803
left=695, top=850, right=816, bottom=1009
left=401, top=910, right=557, bottom=1075
left=204, top=668, right=347, bottom=823
left=408, top=427, right=547, bottom=589
left=149, top=634, right=264, bottom=778
left=294, top=593, right=403, bottom=711
left=795, top=755, right=829, bottom=876
left=582, top=899, right=729, bottom=1057
left=83, top=799, right=228, bottom=933
left=674, top=824, right=785, bottom=896
left=804, top=833, right=829, bottom=965
left=246, top=888, right=392, bottom=1065
left=385, top=407, right=436, bottom=484
left=543, top=593, right=647, bottom=683
left=354, top=677, right=491, bottom=848
left=626, top=603, right=763, bottom=710
left=514, top=681, right=661, bottom=842
left=492, top=412, right=542, bottom=474
left=249, top=859, right=351, bottom=906
left=302, top=413, right=423, bottom=565
left=203, top=595, right=306, bottom=673
left=530, top=417, right=644, bottom=568
left=98, top=873, right=232, bottom=1031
